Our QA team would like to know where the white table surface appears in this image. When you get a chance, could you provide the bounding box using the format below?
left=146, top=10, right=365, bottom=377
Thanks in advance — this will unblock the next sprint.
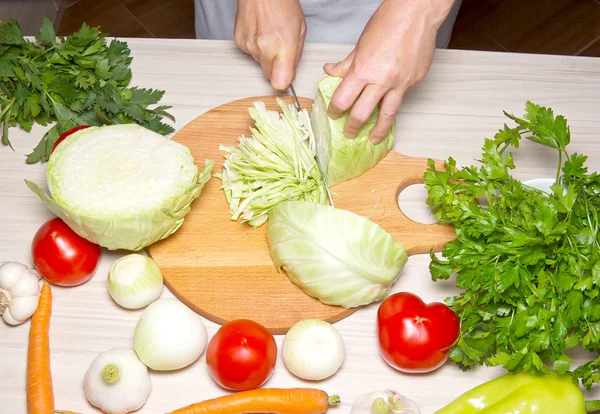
left=1, top=38, right=599, bottom=413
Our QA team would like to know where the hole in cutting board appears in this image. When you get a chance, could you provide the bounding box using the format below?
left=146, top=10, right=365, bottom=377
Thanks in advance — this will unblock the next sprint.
left=397, top=184, right=439, bottom=225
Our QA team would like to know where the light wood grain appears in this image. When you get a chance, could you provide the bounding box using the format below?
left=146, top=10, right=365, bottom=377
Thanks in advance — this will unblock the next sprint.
left=1, top=39, right=599, bottom=414
left=146, top=95, right=455, bottom=334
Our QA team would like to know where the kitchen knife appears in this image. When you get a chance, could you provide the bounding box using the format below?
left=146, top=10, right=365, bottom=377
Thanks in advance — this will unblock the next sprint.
left=289, top=83, right=335, bottom=207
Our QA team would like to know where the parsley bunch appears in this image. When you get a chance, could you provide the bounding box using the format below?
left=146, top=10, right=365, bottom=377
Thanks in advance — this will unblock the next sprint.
left=425, top=102, right=600, bottom=389
left=0, top=18, right=174, bottom=163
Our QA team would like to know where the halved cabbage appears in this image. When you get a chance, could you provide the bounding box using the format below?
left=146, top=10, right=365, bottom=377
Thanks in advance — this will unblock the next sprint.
left=267, top=200, right=408, bottom=308
left=311, top=76, right=396, bottom=186
left=26, top=124, right=212, bottom=251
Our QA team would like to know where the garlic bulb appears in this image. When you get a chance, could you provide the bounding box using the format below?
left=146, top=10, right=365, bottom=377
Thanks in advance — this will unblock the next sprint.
left=0, top=262, right=42, bottom=325
left=351, top=390, right=421, bottom=414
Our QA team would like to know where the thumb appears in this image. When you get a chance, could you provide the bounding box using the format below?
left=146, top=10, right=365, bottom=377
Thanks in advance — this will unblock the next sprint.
left=271, top=53, right=295, bottom=91
left=323, top=50, right=355, bottom=78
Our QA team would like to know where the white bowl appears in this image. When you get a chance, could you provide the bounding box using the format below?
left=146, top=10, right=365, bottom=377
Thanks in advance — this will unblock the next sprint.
left=523, top=178, right=555, bottom=194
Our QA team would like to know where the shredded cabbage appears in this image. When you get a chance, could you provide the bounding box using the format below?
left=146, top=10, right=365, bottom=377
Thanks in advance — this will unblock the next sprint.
left=267, top=200, right=408, bottom=308
left=215, top=98, right=328, bottom=227
left=26, top=124, right=212, bottom=251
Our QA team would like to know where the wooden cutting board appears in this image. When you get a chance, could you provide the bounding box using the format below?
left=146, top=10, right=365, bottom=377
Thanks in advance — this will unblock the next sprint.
left=147, top=96, right=456, bottom=334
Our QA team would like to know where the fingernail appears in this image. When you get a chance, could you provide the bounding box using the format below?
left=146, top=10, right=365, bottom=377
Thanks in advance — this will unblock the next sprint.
left=370, top=135, right=382, bottom=144
left=328, top=106, right=341, bottom=120
left=344, top=128, right=357, bottom=139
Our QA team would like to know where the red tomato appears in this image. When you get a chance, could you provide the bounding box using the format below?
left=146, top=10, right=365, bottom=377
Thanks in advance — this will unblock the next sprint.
left=377, top=292, right=460, bottom=373
left=51, top=125, right=90, bottom=153
left=31, top=218, right=101, bottom=287
left=206, top=319, right=277, bottom=391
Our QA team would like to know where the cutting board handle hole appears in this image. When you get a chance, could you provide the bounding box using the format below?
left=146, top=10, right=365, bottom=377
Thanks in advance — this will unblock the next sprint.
left=397, top=184, right=439, bottom=225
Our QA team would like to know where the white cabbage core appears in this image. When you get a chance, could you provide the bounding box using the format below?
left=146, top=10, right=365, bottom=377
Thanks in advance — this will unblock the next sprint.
left=48, top=125, right=198, bottom=218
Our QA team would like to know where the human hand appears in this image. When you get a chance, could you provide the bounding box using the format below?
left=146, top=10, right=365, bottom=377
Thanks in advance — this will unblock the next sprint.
left=324, top=0, right=455, bottom=143
left=234, top=0, right=306, bottom=91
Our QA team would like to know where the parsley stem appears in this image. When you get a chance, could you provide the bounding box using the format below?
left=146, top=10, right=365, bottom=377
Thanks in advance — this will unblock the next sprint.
left=556, top=150, right=563, bottom=183
left=0, top=99, right=14, bottom=120
left=585, top=399, right=600, bottom=411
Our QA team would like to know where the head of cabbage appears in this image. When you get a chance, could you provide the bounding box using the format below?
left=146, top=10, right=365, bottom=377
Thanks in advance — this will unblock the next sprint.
left=312, top=76, right=396, bottom=187
left=267, top=200, right=408, bottom=308
left=26, top=124, right=213, bottom=251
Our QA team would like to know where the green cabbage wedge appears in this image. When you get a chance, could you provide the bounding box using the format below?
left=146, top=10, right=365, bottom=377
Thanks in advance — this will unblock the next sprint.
left=311, top=75, right=396, bottom=186
left=26, top=124, right=212, bottom=251
left=267, top=200, right=408, bottom=308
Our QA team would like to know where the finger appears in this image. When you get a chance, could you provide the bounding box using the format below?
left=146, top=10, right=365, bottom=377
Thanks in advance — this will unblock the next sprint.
left=259, top=52, right=275, bottom=81
left=370, top=89, right=403, bottom=144
left=271, top=53, right=296, bottom=90
left=344, top=84, right=386, bottom=139
left=293, top=31, right=306, bottom=74
left=323, top=49, right=355, bottom=78
left=327, top=75, right=366, bottom=120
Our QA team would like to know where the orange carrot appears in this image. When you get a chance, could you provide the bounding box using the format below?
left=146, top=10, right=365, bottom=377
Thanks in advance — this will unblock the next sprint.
left=27, top=282, right=54, bottom=414
left=169, top=388, right=340, bottom=414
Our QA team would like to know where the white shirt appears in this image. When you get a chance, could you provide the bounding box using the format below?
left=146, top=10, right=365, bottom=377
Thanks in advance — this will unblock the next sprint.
left=194, top=0, right=462, bottom=48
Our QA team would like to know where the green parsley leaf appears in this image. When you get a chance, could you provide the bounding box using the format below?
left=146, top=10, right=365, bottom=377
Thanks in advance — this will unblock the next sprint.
left=0, top=19, right=174, bottom=161
left=426, top=102, right=600, bottom=388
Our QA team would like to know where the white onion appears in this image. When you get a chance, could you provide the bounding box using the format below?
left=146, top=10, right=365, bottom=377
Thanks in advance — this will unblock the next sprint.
left=133, top=299, right=207, bottom=371
left=282, top=319, right=345, bottom=380
left=108, top=254, right=163, bottom=309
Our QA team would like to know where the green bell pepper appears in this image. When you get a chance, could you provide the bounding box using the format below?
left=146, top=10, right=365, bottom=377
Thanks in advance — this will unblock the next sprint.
left=435, top=371, right=600, bottom=413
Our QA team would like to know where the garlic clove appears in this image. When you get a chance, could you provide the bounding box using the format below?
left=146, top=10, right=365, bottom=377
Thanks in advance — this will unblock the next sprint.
left=9, top=295, right=41, bottom=321
left=3, top=307, right=23, bottom=326
left=0, top=262, right=29, bottom=290
left=10, top=269, right=41, bottom=297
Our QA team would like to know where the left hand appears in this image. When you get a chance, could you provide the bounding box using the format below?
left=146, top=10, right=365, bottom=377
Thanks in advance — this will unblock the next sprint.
left=324, top=0, right=455, bottom=143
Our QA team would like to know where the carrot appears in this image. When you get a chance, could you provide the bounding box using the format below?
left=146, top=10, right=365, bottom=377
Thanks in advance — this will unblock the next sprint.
left=27, top=282, right=54, bottom=414
left=169, top=388, right=341, bottom=414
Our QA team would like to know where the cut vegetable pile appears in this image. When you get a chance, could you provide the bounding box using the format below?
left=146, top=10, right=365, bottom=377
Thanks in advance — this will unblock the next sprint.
left=216, top=99, right=327, bottom=227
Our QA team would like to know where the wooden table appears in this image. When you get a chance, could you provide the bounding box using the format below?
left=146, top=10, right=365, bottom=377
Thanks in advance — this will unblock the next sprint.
left=1, top=39, right=599, bottom=413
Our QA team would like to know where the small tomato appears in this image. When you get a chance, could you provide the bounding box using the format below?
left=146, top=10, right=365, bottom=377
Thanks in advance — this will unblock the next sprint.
left=51, top=125, right=90, bottom=153
left=206, top=319, right=277, bottom=391
left=32, top=217, right=101, bottom=287
left=377, top=292, right=460, bottom=373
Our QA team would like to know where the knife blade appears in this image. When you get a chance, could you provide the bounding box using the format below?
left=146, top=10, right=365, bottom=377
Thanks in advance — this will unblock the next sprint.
left=289, top=83, right=335, bottom=207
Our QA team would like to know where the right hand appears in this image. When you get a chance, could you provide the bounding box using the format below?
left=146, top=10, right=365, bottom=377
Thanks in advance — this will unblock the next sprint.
left=234, top=0, right=307, bottom=91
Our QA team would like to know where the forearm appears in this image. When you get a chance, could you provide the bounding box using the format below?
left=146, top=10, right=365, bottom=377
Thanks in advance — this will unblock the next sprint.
left=382, top=0, right=457, bottom=29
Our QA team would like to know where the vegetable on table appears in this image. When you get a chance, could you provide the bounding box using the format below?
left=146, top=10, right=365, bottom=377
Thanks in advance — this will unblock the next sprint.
left=51, top=125, right=89, bottom=153
left=206, top=319, right=277, bottom=391
left=108, top=254, right=163, bottom=309
left=215, top=98, right=328, bottom=228
left=311, top=75, right=395, bottom=187
left=168, top=388, right=340, bottom=414
left=282, top=319, right=345, bottom=381
left=27, top=281, right=54, bottom=413
left=377, top=292, right=460, bottom=373
left=435, top=371, right=600, bottom=413
left=83, top=347, right=152, bottom=414
left=133, top=298, right=207, bottom=371
left=424, top=102, right=600, bottom=388
left=351, top=390, right=421, bottom=414
left=0, top=18, right=175, bottom=163
left=267, top=200, right=408, bottom=308
left=0, top=262, right=42, bottom=325
left=31, top=217, right=101, bottom=287
left=25, top=124, right=213, bottom=251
